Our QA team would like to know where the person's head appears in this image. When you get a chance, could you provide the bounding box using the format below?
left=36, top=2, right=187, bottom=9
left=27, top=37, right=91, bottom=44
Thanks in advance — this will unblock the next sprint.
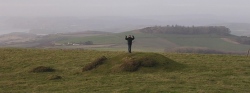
left=128, top=35, right=131, bottom=37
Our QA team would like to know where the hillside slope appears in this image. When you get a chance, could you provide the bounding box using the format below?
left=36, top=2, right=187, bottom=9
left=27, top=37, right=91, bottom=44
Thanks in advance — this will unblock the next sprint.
left=0, top=48, right=250, bottom=92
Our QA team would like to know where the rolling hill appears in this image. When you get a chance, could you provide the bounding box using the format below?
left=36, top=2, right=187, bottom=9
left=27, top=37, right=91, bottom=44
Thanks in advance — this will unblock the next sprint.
left=0, top=48, right=250, bottom=92
left=1, top=26, right=250, bottom=54
left=40, top=26, right=250, bottom=53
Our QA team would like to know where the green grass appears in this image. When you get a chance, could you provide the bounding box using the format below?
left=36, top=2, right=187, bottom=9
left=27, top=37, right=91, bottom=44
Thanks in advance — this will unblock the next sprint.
left=1, top=48, right=250, bottom=93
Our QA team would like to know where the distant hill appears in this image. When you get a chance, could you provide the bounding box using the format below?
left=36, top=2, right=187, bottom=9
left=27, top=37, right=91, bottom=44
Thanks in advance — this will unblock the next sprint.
left=2, top=16, right=161, bottom=34
left=1, top=26, right=250, bottom=54
left=0, top=31, right=115, bottom=47
left=0, top=32, right=37, bottom=45
left=60, top=31, right=113, bottom=35
left=28, top=26, right=248, bottom=53
left=135, top=25, right=231, bottom=36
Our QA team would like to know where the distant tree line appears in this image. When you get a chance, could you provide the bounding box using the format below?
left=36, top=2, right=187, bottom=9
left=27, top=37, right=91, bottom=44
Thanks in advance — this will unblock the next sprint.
left=139, top=25, right=231, bottom=35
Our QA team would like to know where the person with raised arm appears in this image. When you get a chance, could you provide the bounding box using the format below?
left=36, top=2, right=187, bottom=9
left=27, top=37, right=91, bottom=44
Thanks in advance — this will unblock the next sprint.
left=125, top=35, right=135, bottom=53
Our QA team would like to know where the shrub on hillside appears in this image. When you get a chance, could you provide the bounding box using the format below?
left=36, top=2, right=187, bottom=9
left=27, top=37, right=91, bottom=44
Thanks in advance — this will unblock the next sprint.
left=30, top=66, right=55, bottom=73
left=82, top=56, right=107, bottom=72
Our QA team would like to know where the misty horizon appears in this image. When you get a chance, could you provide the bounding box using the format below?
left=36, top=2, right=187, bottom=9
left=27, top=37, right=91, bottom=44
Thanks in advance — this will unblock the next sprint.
left=1, top=0, right=250, bottom=35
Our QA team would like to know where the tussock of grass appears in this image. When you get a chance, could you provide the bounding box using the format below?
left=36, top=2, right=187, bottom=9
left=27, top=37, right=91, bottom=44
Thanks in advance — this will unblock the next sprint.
left=30, top=66, right=55, bottom=73
left=82, top=56, right=107, bottom=72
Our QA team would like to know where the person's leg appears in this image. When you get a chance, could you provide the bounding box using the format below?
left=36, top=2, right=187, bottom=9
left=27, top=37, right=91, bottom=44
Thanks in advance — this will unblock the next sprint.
left=128, top=44, right=131, bottom=53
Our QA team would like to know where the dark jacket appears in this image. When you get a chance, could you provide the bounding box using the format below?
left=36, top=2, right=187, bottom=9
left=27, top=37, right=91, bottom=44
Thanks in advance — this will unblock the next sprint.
left=125, top=36, right=135, bottom=45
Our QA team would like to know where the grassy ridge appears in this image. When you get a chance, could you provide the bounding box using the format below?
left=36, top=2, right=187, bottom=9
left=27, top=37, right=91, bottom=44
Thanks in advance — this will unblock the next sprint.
left=1, top=48, right=250, bottom=92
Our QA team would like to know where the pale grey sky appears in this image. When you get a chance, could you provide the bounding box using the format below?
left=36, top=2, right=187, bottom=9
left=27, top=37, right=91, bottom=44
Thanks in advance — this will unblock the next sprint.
left=0, top=0, right=249, bottom=17
left=0, top=0, right=250, bottom=35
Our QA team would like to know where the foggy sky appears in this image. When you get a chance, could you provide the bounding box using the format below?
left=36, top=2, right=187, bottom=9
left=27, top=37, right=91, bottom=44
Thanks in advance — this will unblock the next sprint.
left=1, top=0, right=250, bottom=18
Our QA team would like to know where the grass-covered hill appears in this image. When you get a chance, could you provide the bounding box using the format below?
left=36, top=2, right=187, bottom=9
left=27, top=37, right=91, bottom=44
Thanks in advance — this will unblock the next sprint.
left=1, top=48, right=250, bottom=93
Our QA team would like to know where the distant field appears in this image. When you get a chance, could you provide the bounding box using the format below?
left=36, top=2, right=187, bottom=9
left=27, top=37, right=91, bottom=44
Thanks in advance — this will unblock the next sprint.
left=53, top=32, right=250, bottom=52
left=1, top=29, right=250, bottom=53
left=1, top=48, right=250, bottom=92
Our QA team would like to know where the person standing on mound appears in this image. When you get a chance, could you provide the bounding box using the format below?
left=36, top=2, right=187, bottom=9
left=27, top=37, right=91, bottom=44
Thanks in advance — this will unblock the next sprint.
left=125, top=35, right=135, bottom=53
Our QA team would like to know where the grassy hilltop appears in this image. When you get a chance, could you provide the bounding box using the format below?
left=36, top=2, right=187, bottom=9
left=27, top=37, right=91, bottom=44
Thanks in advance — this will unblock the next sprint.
left=1, top=48, right=250, bottom=93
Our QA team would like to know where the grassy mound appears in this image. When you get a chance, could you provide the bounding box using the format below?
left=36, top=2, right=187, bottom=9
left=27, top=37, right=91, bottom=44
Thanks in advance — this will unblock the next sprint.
left=119, top=56, right=158, bottom=72
left=84, top=52, right=184, bottom=73
left=82, top=56, right=107, bottom=72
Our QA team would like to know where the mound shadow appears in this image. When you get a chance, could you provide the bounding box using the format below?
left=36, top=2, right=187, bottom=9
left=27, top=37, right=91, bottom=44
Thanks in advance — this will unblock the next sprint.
left=82, top=53, right=185, bottom=73
left=30, top=66, right=55, bottom=73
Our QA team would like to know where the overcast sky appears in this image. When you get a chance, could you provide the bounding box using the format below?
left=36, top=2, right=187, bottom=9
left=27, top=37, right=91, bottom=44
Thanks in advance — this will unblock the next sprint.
left=1, top=0, right=250, bottom=17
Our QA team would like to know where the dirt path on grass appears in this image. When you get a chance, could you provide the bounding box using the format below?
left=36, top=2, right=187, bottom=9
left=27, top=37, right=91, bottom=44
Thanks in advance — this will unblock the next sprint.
left=221, top=38, right=240, bottom=44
